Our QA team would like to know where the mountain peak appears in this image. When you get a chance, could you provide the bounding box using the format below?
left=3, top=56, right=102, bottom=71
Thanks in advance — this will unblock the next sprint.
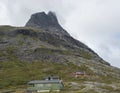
left=25, top=11, right=69, bottom=36
left=25, top=11, right=57, bottom=27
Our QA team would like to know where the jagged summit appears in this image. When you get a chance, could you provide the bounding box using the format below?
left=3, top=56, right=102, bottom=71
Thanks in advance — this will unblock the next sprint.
left=25, top=11, right=58, bottom=28
left=25, top=11, right=69, bottom=36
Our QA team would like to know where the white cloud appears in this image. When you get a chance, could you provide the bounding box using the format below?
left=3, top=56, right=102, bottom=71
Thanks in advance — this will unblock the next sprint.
left=0, top=1, right=11, bottom=24
left=64, top=0, right=120, bottom=68
left=0, top=0, right=120, bottom=68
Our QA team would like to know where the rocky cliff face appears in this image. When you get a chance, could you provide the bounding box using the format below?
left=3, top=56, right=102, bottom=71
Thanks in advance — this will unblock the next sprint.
left=25, top=11, right=109, bottom=65
left=0, top=11, right=109, bottom=65
left=25, top=11, right=70, bottom=36
left=26, top=12, right=60, bottom=29
left=0, top=11, right=120, bottom=92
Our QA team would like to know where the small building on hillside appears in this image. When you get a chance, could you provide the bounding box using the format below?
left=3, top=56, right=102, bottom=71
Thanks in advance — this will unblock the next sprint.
left=27, top=76, right=64, bottom=92
left=73, top=71, right=86, bottom=78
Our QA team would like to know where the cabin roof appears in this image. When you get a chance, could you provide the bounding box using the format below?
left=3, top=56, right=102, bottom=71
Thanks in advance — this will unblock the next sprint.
left=28, top=80, right=62, bottom=84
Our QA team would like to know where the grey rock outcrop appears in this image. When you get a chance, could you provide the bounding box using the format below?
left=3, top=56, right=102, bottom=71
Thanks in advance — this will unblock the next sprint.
left=0, top=11, right=110, bottom=66
left=25, top=11, right=69, bottom=36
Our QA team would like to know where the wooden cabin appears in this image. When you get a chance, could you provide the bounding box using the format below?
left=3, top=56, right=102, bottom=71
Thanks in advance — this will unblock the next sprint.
left=73, top=71, right=86, bottom=78
left=27, top=76, right=64, bottom=92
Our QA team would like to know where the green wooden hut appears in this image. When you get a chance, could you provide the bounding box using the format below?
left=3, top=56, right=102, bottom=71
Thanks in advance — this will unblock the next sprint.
left=27, top=80, right=64, bottom=92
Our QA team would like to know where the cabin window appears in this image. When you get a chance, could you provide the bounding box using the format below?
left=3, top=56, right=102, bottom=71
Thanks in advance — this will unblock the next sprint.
left=36, top=84, right=43, bottom=87
left=29, top=84, right=34, bottom=87
left=46, top=84, right=51, bottom=87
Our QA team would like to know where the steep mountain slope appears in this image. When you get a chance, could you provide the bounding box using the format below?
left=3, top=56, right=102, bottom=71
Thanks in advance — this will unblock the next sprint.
left=0, top=11, right=120, bottom=93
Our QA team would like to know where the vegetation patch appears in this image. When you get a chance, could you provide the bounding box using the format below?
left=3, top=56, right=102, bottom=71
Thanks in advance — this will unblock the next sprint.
left=100, top=85, right=114, bottom=91
left=79, top=50, right=92, bottom=60
left=0, top=25, right=14, bottom=31
left=34, top=48, right=73, bottom=55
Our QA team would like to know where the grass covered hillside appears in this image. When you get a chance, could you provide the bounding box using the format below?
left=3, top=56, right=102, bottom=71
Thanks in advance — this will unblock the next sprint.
left=0, top=61, right=120, bottom=93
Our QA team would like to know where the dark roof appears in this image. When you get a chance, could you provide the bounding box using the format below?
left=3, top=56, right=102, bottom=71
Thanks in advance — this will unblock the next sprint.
left=45, top=75, right=60, bottom=80
left=28, top=80, right=62, bottom=84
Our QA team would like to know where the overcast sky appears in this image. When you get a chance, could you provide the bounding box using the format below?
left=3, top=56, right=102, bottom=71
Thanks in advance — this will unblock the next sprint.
left=0, top=0, right=120, bottom=68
